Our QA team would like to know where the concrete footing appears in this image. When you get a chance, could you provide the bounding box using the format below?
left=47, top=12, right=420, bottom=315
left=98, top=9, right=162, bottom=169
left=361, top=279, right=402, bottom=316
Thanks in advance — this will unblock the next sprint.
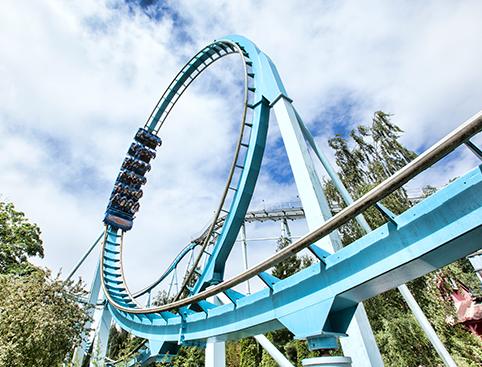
left=302, top=356, right=352, bottom=367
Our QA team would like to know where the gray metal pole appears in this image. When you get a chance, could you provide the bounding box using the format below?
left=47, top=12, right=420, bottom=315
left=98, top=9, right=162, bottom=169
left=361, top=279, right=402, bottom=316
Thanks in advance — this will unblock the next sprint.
left=281, top=217, right=292, bottom=241
left=398, top=286, right=457, bottom=367
left=465, top=140, right=482, bottom=160
left=238, top=224, right=294, bottom=367
left=240, top=223, right=251, bottom=294
left=298, top=111, right=457, bottom=367
left=254, top=335, right=295, bottom=367
left=65, top=233, right=103, bottom=282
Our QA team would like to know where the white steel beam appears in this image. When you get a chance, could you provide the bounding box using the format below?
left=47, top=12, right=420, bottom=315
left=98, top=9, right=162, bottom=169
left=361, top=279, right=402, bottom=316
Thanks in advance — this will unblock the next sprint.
left=272, top=96, right=384, bottom=367
left=239, top=225, right=295, bottom=367
left=299, top=114, right=457, bottom=367
left=90, top=302, right=112, bottom=367
left=255, top=335, right=295, bottom=367
left=72, top=260, right=102, bottom=366
left=205, top=296, right=226, bottom=367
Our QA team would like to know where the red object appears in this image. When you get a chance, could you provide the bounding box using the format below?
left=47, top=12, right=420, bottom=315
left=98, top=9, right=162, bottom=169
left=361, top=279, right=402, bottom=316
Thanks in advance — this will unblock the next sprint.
left=451, top=284, right=482, bottom=336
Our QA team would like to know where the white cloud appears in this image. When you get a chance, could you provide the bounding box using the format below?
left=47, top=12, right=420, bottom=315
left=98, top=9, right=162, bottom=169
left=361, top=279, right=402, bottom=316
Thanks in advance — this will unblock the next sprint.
left=0, top=0, right=481, bottom=294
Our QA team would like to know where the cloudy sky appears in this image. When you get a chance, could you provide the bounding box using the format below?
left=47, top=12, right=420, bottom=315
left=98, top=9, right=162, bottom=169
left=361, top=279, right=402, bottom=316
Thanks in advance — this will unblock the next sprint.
left=1, top=0, right=481, bottom=294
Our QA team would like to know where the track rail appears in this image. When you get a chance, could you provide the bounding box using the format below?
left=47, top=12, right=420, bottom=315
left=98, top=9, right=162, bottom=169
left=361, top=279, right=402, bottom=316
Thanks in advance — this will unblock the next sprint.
left=101, top=35, right=273, bottom=316
left=102, top=110, right=482, bottom=314
left=131, top=206, right=305, bottom=299
left=98, top=34, right=482, bottom=348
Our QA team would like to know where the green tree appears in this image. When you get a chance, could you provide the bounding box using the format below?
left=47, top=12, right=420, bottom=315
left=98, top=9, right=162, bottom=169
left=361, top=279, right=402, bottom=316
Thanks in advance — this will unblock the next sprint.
left=324, top=111, right=482, bottom=366
left=0, top=270, right=90, bottom=367
left=172, top=346, right=205, bottom=367
left=271, top=236, right=300, bottom=280
left=239, top=337, right=261, bottom=367
left=0, top=200, right=90, bottom=366
left=0, top=201, right=43, bottom=275
left=226, top=341, right=241, bottom=367
left=107, top=326, right=130, bottom=361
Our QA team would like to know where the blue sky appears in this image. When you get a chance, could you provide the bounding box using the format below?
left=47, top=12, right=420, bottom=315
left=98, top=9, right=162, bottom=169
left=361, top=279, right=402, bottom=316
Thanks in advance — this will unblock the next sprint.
left=0, top=0, right=481, bottom=292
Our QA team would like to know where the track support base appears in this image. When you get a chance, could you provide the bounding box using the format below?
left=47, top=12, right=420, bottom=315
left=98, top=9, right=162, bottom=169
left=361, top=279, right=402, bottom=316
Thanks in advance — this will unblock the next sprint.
left=302, top=356, right=352, bottom=367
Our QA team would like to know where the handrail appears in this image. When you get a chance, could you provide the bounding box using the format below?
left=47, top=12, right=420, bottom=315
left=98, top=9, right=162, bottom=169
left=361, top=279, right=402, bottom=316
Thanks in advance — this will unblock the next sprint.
left=105, top=110, right=482, bottom=314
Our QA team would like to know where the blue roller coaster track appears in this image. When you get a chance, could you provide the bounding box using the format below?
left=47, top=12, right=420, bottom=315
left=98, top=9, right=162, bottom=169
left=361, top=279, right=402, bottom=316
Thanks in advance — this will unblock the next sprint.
left=73, top=35, right=482, bottom=365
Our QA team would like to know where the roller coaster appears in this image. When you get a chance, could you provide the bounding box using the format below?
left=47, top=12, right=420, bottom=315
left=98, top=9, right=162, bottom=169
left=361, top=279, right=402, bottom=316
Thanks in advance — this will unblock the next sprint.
left=68, top=35, right=482, bottom=367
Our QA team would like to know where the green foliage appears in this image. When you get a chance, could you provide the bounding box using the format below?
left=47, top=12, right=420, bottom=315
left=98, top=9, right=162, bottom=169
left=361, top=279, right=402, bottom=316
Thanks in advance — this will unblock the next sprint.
left=271, top=236, right=300, bottom=280
left=226, top=341, right=241, bottom=367
left=0, top=200, right=89, bottom=366
left=106, top=333, right=146, bottom=366
left=171, top=346, right=204, bottom=367
left=107, top=326, right=130, bottom=360
left=0, top=269, right=90, bottom=367
left=260, top=346, right=277, bottom=367
left=0, top=201, right=43, bottom=275
left=239, top=338, right=261, bottom=367
left=325, top=111, right=482, bottom=366
left=442, top=259, right=482, bottom=298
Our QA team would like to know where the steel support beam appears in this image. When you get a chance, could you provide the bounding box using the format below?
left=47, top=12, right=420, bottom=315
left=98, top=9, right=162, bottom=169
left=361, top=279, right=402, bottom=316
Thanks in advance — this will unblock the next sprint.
left=240, top=223, right=295, bottom=367
left=272, top=97, right=341, bottom=251
left=272, top=96, right=383, bottom=367
left=90, top=301, right=112, bottom=367
left=65, top=233, right=103, bottom=282
left=72, top=260, right=102, bottom=366
left=468, top=253, right=482, bottom=284
left=205, top=296, right=226, bottom=367
left=240, top=223, right=251, bottom=295
left=255, top=335, right=295, bottom=367
left=299, top=115, right=457, bottom=367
